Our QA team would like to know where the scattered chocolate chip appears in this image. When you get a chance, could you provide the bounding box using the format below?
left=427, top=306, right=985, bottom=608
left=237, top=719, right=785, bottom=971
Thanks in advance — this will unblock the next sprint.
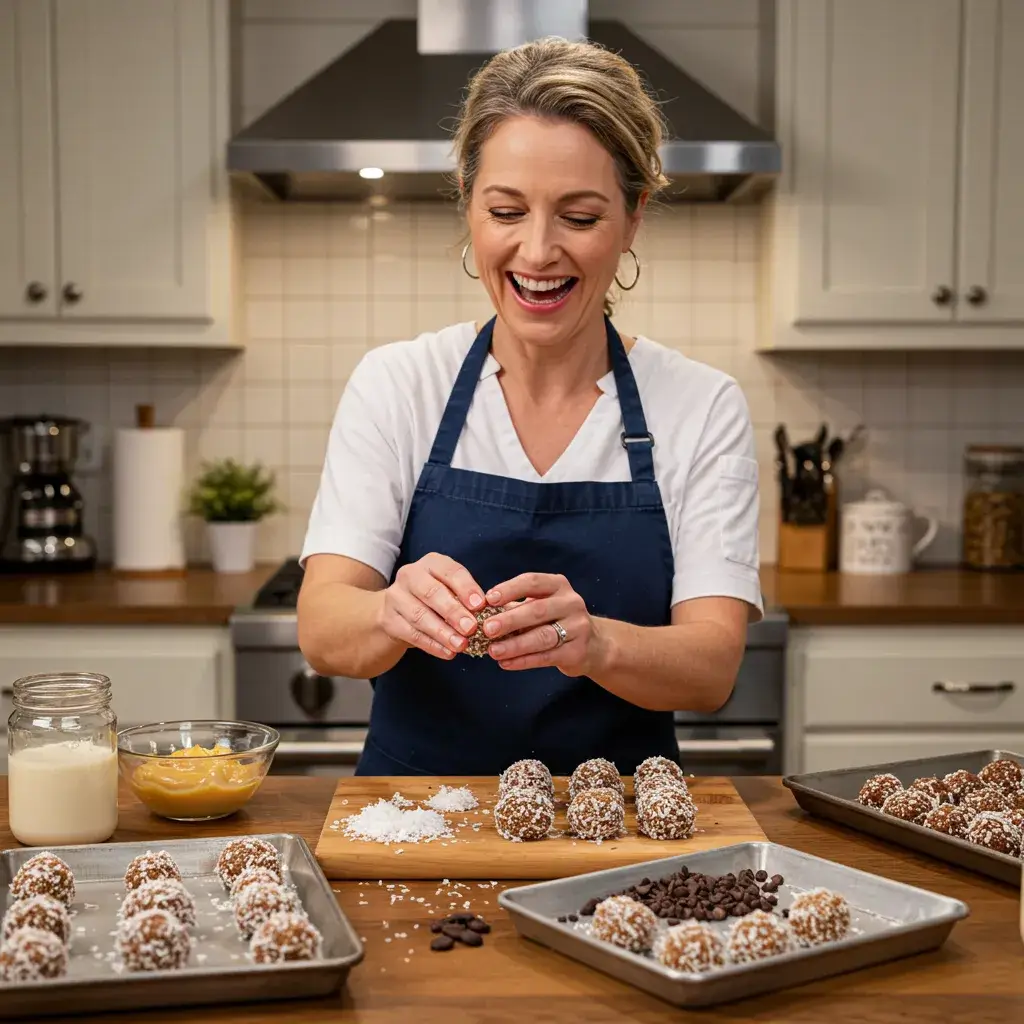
left=761, top=880, right=778, bottom=893
left=442, top=924, right=467, bottom=939
left=782, top=908, right=790, bottom=919
left=667, top=918, right=680, bottom=926
left=567, top=914, right=578, bottom=923
left=431, top=935, right=455, bottom=952
left=430, top=922, right=443, bottom=933
left=557, top=915, right=567, bottom=923
left=734, top=902, right=749, bottom=915
left=771, top=875, right=784, bottom=887
left=445, top=912, right=476, bottom=924
left=764, top=894, right=778, bottom=906
left=580, top=898, right=600, bottom=916
left=711, top=907, right=727, bottom=921
left=468, top=918, right=491, bottom=933
left=754, top=870, right=768, bottom=882
left=759, top=899, right=774, bottom=912
left=458, top=930, right=484, bottom=947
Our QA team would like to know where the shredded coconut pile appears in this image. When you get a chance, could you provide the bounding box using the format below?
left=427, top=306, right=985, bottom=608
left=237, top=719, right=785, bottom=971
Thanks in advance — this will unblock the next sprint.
left=423, top=785, right=478, bottom=812
left=342, top=794, right=453, bottom=845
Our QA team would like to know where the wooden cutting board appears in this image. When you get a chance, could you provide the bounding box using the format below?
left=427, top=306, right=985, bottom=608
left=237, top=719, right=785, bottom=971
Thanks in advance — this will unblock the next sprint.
left=314, top=775, right=767, bottom=880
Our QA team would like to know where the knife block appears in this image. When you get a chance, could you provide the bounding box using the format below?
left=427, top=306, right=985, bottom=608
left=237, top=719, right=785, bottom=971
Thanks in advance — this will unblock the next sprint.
left=778, top=521, right=830, bottom=572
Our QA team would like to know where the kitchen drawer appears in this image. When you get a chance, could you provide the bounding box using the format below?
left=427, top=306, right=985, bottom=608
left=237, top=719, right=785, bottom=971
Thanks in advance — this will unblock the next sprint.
left=802, top=731, right=1024, bottom=773
left=0, top=625, right=231, bottom=726
left=796, top=630, right=1024, bottom=728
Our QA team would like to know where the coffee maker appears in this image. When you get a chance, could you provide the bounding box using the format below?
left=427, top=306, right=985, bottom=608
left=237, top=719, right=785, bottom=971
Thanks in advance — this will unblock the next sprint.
left=0, top=415, right=96, bottom=572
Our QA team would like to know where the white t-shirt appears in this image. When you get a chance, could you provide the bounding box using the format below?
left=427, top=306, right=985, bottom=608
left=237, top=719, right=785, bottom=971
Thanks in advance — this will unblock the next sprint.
left=301, top=322, right=763, bottom=617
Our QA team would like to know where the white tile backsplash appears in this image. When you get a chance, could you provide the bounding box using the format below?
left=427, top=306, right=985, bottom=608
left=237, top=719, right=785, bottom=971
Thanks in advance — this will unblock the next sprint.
left=4, top=200, right=1024, bottom=566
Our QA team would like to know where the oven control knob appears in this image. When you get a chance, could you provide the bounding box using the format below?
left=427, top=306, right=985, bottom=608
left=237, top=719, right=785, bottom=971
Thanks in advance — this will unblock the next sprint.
left=290, top=666, right=334, bottom=717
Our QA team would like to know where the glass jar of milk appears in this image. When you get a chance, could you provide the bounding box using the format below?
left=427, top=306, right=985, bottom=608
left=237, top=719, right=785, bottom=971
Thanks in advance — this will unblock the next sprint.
left=8, top=672, right=119, bottom=846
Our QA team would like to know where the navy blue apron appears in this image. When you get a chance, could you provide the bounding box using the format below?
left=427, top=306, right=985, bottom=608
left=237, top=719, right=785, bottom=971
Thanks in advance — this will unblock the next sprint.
left=356, top=315, right=678, bottom=777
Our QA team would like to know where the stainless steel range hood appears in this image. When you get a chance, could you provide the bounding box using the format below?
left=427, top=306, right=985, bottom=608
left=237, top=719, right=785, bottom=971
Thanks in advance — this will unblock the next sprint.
left=228, top=2, right=780, bottom=203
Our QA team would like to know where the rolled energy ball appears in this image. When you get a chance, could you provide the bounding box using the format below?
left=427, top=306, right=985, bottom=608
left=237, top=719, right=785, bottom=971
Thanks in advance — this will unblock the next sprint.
left=943, top=770, right=985, bottom=805
left=0, top=927, right=68, bottom=982
left=1007, top=808, right=1024, bottom=831
left=922, top=804, right=970, bottom=839
left=216, top=837, right=281, bottom=890
left=498, top=758, right=554, bottom=797
left=464, top=606, right=502, bottom=657
left=10, top=853, right=76, bottom=909
left=653, top=921, right=724, bottom=972
left=493, top=787, right=555, bottom=841
left=726, top=910, right=793, bottom=963
left=961, top=786, right=1011, bottom=818
left=590, top=895, right=657, bottom=953
left=569, top=758, right=624, bottom=800
left=636, top=779, right=694, bottom=817
left=1009, top=790, right=1024, bottom=811
left=120, top=879, right=197, bottom=928
left=909, top=776, right=949, bottom=805
left=966, top=811, right=1021, bottom=855
left=250, top=912, right=323, bottom=963
left=230, top=866, right=282, bottom=898
left=787, top=888, right=851, bottom=947
left=567, top=788, right=624, bottom=840
left=234, top=881, right=303, bottom=940
left=636, top=784, right=696, bottom=840
left=856, top=774, right=903, bottom=809
left=880, top=788, right=934, bottom=825
left=124, top=851, right=181, bottom=892
left=634, top=755, right=685, bottom=795
left=2, top=895, right=71, bottom=946
left=115, top=908, right=190, bottom=972
left=978, top=758, right=1024, bottom=796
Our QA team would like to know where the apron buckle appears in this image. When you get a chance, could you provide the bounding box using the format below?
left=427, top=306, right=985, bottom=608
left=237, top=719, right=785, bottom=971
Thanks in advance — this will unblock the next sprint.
left=621, top=431, right=655, bottom=449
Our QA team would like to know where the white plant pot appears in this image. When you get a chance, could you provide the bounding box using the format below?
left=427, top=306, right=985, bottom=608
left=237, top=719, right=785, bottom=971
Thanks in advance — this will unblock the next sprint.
left=207, top=521, right=257, bottom=574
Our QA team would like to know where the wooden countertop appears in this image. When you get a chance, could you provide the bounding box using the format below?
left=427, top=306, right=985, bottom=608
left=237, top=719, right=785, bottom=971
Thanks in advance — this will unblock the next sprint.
left=2, top=563, right=1024, bottom=627
left=761, top=564, right=1024, bottom=625
left=0, top=566, right=276, bottom=626
left=3, top=776, right=1021, bottom=1023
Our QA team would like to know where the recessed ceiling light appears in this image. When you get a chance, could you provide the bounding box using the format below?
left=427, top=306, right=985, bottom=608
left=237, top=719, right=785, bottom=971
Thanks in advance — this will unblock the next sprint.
left=359, top=167, right=384, bottom=179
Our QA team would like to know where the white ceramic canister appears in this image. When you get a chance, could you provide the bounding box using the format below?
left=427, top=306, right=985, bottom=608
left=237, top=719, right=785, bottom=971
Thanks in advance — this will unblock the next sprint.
left=839, top=489, right=938, bottom=575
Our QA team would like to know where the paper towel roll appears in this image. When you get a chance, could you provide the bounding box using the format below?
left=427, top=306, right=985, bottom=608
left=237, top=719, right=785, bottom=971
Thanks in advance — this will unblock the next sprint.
left=113, top=427, right=186, bottom=572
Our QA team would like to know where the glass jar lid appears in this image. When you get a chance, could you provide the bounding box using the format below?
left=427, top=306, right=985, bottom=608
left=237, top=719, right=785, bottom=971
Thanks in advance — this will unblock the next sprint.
left=965, top=444, right=1024, bottom=471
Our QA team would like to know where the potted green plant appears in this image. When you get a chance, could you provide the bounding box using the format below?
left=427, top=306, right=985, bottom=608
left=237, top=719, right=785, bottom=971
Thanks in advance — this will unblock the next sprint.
left=187, top=458, right=281, bottom=573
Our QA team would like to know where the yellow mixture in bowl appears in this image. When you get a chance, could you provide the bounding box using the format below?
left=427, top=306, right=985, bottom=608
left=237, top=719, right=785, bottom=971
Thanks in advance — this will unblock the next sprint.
left=128, top=742, right=264, bottom=819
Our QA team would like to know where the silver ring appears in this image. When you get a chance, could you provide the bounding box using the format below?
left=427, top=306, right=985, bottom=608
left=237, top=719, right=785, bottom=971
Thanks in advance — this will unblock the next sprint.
left=552, top=621, right=568, bottom=647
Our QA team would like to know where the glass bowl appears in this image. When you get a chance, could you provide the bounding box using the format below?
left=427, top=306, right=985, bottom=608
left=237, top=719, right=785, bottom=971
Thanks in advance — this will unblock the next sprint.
left=117, top=720, right=280, bottom=822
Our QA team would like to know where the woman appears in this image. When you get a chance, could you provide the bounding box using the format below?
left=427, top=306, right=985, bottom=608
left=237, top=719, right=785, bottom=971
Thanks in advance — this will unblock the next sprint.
left=297, top=36, right=762, bottom=777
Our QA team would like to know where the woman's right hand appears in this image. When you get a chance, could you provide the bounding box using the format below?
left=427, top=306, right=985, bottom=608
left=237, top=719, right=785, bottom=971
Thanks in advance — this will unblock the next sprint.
left=378, top=553, right=486, bottom=660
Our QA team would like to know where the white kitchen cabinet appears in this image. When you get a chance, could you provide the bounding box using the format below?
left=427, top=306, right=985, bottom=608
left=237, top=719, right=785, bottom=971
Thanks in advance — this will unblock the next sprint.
left=0, top=0, right=236, bottom=347
left=764, top=0, right=1024, bottom=349
left=785, top=626, right=1024, bottom=774
left=0, top=626, right=235, bottom=731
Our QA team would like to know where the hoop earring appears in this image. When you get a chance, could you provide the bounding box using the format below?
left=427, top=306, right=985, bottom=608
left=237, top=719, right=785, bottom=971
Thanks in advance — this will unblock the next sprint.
left=614, top=248, right=641, bottom=291
left=461, top=242, right=480, bottom=280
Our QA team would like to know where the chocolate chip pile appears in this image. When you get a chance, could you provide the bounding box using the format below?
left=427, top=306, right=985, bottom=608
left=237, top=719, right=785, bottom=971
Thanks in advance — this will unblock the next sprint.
left=428, top=911, right=491, bottom=951
left=574, top=865, right=784, bottom=924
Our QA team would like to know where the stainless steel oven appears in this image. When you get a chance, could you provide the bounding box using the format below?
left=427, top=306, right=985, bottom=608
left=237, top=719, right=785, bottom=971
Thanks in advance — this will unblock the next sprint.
left=231, top=561, right=787, bottom=776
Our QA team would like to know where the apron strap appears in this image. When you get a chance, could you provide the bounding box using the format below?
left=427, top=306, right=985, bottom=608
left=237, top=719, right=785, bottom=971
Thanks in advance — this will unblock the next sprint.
left=426, top=315, right=656, bottom=483
left=606, top=316, right=656, bottom=483
left=426, top=317, right=497, bottom=467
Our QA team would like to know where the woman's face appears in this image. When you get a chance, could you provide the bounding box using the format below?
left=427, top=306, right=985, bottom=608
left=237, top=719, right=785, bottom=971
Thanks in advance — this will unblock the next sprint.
left=467, top=115, right=643, bottom=348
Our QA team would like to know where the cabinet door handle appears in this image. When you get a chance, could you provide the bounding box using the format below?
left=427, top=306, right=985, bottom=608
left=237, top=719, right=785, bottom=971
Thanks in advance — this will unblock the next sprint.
left=966, top=285, right=987, bottom=306
left=62, top=282, right=83, bottom=304
left=25, top=281, right=47, bottom=303
left=933, top=680, right=1014, bottom=694
left=931, top=285, right=953, bottom=306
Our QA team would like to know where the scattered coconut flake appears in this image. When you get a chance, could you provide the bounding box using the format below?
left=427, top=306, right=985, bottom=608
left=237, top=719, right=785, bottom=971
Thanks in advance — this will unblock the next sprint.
left=424, top=785, right=479, bottom=812
left=341, top=795, right=453, bottom=845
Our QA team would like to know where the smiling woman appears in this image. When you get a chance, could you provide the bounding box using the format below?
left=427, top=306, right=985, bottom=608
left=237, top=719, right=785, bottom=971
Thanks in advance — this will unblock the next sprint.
left=296, top=36, right=763, bottom=777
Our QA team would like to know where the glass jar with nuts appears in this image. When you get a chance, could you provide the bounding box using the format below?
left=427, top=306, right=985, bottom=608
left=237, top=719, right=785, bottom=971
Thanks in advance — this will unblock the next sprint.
left=962, top=445, right=1024, bottom=570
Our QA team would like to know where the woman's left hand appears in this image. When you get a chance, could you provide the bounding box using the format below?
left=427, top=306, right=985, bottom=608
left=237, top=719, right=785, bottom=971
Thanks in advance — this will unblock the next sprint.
left=481, top=573, right=605, bottom=676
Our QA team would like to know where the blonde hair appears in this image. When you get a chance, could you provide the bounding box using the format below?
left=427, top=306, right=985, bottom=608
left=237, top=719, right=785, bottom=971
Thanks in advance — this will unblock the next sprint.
left=452, top=37, right=669, bottom=315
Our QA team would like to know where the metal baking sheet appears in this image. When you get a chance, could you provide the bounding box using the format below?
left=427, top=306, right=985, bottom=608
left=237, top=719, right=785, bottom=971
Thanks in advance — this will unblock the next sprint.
left=0, top=833, right=363, bottom=1019
left=498, top=841, right=967, bottom=1008
left=783, top=750, right=1024, bottom=885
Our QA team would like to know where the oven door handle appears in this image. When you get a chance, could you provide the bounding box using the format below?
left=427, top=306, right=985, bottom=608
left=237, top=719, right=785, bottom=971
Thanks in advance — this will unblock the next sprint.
left=274, top=740, right=365, bottom=764
left=675, top=738, right=775, bottom=757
